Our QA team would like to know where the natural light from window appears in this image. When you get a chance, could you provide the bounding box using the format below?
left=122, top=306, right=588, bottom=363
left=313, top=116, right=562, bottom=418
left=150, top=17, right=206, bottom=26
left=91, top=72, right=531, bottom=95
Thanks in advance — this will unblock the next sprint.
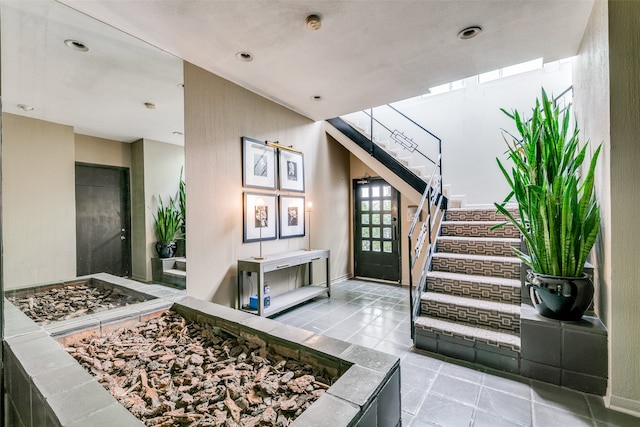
left=425, top=57, right=545, bottom=96
left=478, top=58, right=543, bottom=84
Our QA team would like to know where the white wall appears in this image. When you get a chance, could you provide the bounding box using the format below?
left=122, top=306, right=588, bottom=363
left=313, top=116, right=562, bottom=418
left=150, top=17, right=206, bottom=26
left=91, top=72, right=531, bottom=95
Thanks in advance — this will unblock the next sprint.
left=574, top=0, right=640, bottom=416
left=368, top=62, right=573, bottom=206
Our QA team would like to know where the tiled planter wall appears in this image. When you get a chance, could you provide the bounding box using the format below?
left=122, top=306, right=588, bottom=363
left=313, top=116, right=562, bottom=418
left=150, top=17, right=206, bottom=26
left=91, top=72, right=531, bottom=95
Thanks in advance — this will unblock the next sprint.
left=520, top=304, right=608, bottom=395
left=4, top=274, right=401, bottom=427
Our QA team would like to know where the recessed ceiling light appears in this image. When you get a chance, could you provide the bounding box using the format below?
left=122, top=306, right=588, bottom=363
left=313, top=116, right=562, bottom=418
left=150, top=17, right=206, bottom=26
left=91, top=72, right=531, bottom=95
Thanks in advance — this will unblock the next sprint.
left=236, top=51, right=253, bottom=62
left=311, top=95, right=323, bottom=101
left=177, top=83, right=184, bottom=89
left=306, top=14, right=322, bottom=30
left=64, top=39, right=89, bottom=52
left=144, top=102, right=156, bottom=109
left=457, top=26, right=482, bottom=40
left=17, top=104, right=34, bottom=112
left=173, top=131, right=184, bottom=136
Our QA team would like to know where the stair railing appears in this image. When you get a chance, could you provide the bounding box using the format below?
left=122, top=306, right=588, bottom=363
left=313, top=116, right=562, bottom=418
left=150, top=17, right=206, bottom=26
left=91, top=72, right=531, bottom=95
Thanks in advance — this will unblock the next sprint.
left=341, top=104, right=442, bottom=194
left=408, top=155, right=445, bottom=339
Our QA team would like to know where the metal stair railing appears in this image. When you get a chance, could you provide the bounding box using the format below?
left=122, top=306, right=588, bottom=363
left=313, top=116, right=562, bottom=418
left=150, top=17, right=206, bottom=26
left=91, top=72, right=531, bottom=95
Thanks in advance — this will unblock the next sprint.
left=408, top=156, right=445, bottom=339
left=341, top=104, right=442, bottom=194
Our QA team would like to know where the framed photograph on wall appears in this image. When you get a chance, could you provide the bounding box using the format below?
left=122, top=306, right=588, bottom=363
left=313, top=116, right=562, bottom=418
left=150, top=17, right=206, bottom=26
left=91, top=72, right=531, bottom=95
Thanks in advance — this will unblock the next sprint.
left=243, top=192, right=278, bottom=243
left=278, top=149, right=305, bottom=192
left=242, top=137, right=277, bottom=190
left=279, top=195, right=305, bottom=238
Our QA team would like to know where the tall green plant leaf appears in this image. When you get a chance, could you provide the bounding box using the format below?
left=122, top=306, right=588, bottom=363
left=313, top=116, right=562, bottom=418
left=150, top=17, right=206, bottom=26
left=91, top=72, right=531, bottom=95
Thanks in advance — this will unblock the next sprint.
left=495, top=88, right=601, bottom=277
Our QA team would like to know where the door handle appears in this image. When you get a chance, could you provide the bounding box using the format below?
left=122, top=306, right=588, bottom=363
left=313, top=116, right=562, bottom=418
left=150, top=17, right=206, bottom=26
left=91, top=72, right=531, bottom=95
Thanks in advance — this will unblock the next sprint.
left=392, top=217, right=398, bottom=240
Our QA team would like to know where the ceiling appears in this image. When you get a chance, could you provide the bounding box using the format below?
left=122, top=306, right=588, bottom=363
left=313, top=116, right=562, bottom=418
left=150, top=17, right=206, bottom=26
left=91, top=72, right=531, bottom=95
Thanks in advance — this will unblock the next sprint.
left=2, top=0, right=595, bottom=145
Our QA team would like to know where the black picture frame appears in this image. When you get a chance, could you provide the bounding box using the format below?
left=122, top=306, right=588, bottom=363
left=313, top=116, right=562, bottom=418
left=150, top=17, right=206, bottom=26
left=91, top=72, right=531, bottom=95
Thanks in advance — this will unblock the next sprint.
left=242, top=137, right=277, bottom=190
left=278, top=149, right=305, bottom=192
left=243, top=192, right=278, bottom=243
left=279, top=195, right=305, bottom=238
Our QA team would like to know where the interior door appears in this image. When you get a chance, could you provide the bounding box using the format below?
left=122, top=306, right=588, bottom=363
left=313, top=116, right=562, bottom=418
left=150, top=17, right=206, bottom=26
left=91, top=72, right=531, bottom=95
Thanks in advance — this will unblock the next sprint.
left=75, top=163, right=131, bottom=277
left=354, top=178, right=401, bottom=282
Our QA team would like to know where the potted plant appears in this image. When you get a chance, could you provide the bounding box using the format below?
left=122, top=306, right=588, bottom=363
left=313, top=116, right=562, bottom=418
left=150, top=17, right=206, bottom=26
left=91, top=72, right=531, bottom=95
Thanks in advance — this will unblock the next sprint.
left=495, top=88, right=601, bottom=321
left=153, top=196, right=182, bottom=258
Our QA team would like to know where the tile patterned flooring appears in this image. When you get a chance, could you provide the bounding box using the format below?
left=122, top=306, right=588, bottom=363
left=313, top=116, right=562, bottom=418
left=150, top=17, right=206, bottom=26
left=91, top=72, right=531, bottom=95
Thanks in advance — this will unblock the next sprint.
left=271, top=279, right=639, bottom=427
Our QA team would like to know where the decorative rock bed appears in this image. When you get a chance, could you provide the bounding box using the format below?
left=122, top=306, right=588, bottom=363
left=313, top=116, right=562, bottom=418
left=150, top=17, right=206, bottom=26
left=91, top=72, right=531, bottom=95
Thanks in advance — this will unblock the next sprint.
left=6, top=279, right=150, bottom=325
left=3, top=274, right=401, bottom=427
left=66, top=310, right=335, bottom=426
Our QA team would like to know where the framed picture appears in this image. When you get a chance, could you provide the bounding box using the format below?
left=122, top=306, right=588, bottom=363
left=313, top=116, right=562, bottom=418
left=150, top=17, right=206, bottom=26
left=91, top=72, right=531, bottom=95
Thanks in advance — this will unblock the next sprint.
left=278, top=149, right=305, bottom=192
left=279, top=195, right=305, bottom=238
left=243, top=192, right=278, bottom=243
left=242, top=137, right=277, bottom=190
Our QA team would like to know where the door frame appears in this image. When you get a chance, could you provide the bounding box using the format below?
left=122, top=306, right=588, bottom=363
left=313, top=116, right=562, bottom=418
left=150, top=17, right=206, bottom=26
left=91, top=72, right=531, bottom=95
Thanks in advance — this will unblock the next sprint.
left=352, top=177, right=402, bottom=283
left=75, top=162, right=132, bottom=277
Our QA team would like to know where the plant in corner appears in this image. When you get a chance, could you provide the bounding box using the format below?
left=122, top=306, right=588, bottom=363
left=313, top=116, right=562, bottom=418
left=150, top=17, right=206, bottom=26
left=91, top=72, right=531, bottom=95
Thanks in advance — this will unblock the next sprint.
left=153, top=196, right=183, bottom=258
left=178, top=168, right=186, bottom=234
left=495, top=88, right=601, bottom=321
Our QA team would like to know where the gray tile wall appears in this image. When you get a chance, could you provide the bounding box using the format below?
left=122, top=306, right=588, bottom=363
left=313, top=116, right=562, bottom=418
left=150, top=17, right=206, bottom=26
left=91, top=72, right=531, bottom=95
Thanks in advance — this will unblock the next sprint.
left=520, top=304, right=607, bottom=395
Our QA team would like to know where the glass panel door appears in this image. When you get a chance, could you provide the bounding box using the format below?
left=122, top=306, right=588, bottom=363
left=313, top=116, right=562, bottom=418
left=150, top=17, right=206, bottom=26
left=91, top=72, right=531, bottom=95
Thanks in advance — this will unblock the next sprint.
left=354, top=178, right=400, bottom=282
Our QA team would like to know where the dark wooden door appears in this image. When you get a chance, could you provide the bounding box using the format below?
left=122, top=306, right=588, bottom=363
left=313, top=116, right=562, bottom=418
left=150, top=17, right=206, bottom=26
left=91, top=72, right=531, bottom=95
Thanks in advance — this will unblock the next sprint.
left=354, top=178, right=401, bottom=282
left=75, top=163, right=131, bottom=277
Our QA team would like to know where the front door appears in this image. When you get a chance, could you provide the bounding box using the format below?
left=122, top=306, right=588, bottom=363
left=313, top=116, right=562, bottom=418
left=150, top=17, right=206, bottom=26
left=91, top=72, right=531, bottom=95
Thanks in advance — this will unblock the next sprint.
left=75, top=163, right=131, bottom=277
left=354, top=178, right=401, bottom=282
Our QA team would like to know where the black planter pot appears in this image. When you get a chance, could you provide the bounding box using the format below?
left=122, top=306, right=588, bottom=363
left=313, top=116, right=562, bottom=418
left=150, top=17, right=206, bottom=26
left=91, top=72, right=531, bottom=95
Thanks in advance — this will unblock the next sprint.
left=526, top=270, right=594, bottom=321
left=155, top=241, right=177, bottom=258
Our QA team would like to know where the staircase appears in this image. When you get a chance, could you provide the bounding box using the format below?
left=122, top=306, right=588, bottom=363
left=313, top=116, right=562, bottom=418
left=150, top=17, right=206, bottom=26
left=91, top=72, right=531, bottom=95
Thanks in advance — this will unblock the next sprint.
left=413, top=206, right=522, bottom=373
left=151, top=257, right=186, bottom=289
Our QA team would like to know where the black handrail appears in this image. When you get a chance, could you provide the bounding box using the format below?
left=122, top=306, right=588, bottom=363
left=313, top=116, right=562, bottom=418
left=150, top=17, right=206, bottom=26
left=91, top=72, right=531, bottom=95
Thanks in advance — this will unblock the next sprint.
left=362, top=110, right=437, bottom=166
left=359, top=105, right=443, bottom=195
left=387, top=103, right=441, bottom=144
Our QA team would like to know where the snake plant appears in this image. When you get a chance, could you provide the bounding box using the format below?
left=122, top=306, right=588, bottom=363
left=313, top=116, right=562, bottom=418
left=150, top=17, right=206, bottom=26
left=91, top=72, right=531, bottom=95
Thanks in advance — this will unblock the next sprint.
left=154, top=196, right=183, bottom=243
left=495, top=88, right=601, bottom=278
left=178, top=167, right=186, bottom=231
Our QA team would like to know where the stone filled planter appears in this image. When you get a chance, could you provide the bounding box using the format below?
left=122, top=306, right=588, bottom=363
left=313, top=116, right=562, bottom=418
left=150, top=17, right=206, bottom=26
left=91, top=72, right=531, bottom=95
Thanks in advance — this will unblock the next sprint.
left=3, top=275, right=401, bottom=427
left=527, top=270, right=594, bottom=321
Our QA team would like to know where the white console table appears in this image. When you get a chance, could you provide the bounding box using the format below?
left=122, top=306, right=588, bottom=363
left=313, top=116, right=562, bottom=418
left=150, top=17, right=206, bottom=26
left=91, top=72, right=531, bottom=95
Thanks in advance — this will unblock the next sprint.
left=237, top=249, right=330, bottom=316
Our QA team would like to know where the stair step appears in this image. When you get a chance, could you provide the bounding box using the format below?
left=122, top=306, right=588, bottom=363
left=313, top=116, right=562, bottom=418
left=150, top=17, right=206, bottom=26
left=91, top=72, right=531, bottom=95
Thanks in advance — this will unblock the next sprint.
left=431, top=253, right=520, bottom=279
left=436, top=236, right=520, bottom=257
left=420, top=292, right=520, bottom=333
left=427, top=271, right=521, bottom=304
left=410, top=166, right=426, bottom=176
left=445, top=207, right=518, bottom=222
left=164, top=269, right=186, bottom=279
left=174, top=259, right=187, bottom=271
left=397, top=157, right=410, bottom=167
left=440, top=221, right=519, bottom=238
left=414, top=316, right=521, bottom=354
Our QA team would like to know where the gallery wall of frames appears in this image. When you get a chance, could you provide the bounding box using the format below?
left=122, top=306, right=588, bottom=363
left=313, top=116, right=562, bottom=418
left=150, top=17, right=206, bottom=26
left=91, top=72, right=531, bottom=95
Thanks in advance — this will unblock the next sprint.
left=241, top=136, right=307, bottom=243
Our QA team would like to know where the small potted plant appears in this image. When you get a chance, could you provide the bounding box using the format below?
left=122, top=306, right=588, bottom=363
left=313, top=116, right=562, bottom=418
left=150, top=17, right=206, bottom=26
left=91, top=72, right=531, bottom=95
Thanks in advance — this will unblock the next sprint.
left=153, top=196, right=182, bottom=258
left=495, top=88, right=601, bottom=321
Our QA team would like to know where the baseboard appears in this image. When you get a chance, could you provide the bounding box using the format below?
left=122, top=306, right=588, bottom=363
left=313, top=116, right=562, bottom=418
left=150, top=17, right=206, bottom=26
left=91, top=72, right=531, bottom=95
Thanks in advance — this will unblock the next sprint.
left=331, top=273, right=353, bottom=285
left=607, top=394, right=640, bottom=418
left=131, top=274, right=151, bottom=284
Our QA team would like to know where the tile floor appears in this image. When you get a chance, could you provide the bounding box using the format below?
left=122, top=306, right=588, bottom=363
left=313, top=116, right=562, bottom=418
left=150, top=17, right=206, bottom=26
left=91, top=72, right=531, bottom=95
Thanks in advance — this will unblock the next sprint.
left=271, top=279, right=639, bottom=427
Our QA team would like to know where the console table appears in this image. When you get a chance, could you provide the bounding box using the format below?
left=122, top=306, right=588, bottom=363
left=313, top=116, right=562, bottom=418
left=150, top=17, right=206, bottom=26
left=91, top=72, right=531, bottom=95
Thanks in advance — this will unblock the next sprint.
left=237, top=249, right=330, bottom=316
